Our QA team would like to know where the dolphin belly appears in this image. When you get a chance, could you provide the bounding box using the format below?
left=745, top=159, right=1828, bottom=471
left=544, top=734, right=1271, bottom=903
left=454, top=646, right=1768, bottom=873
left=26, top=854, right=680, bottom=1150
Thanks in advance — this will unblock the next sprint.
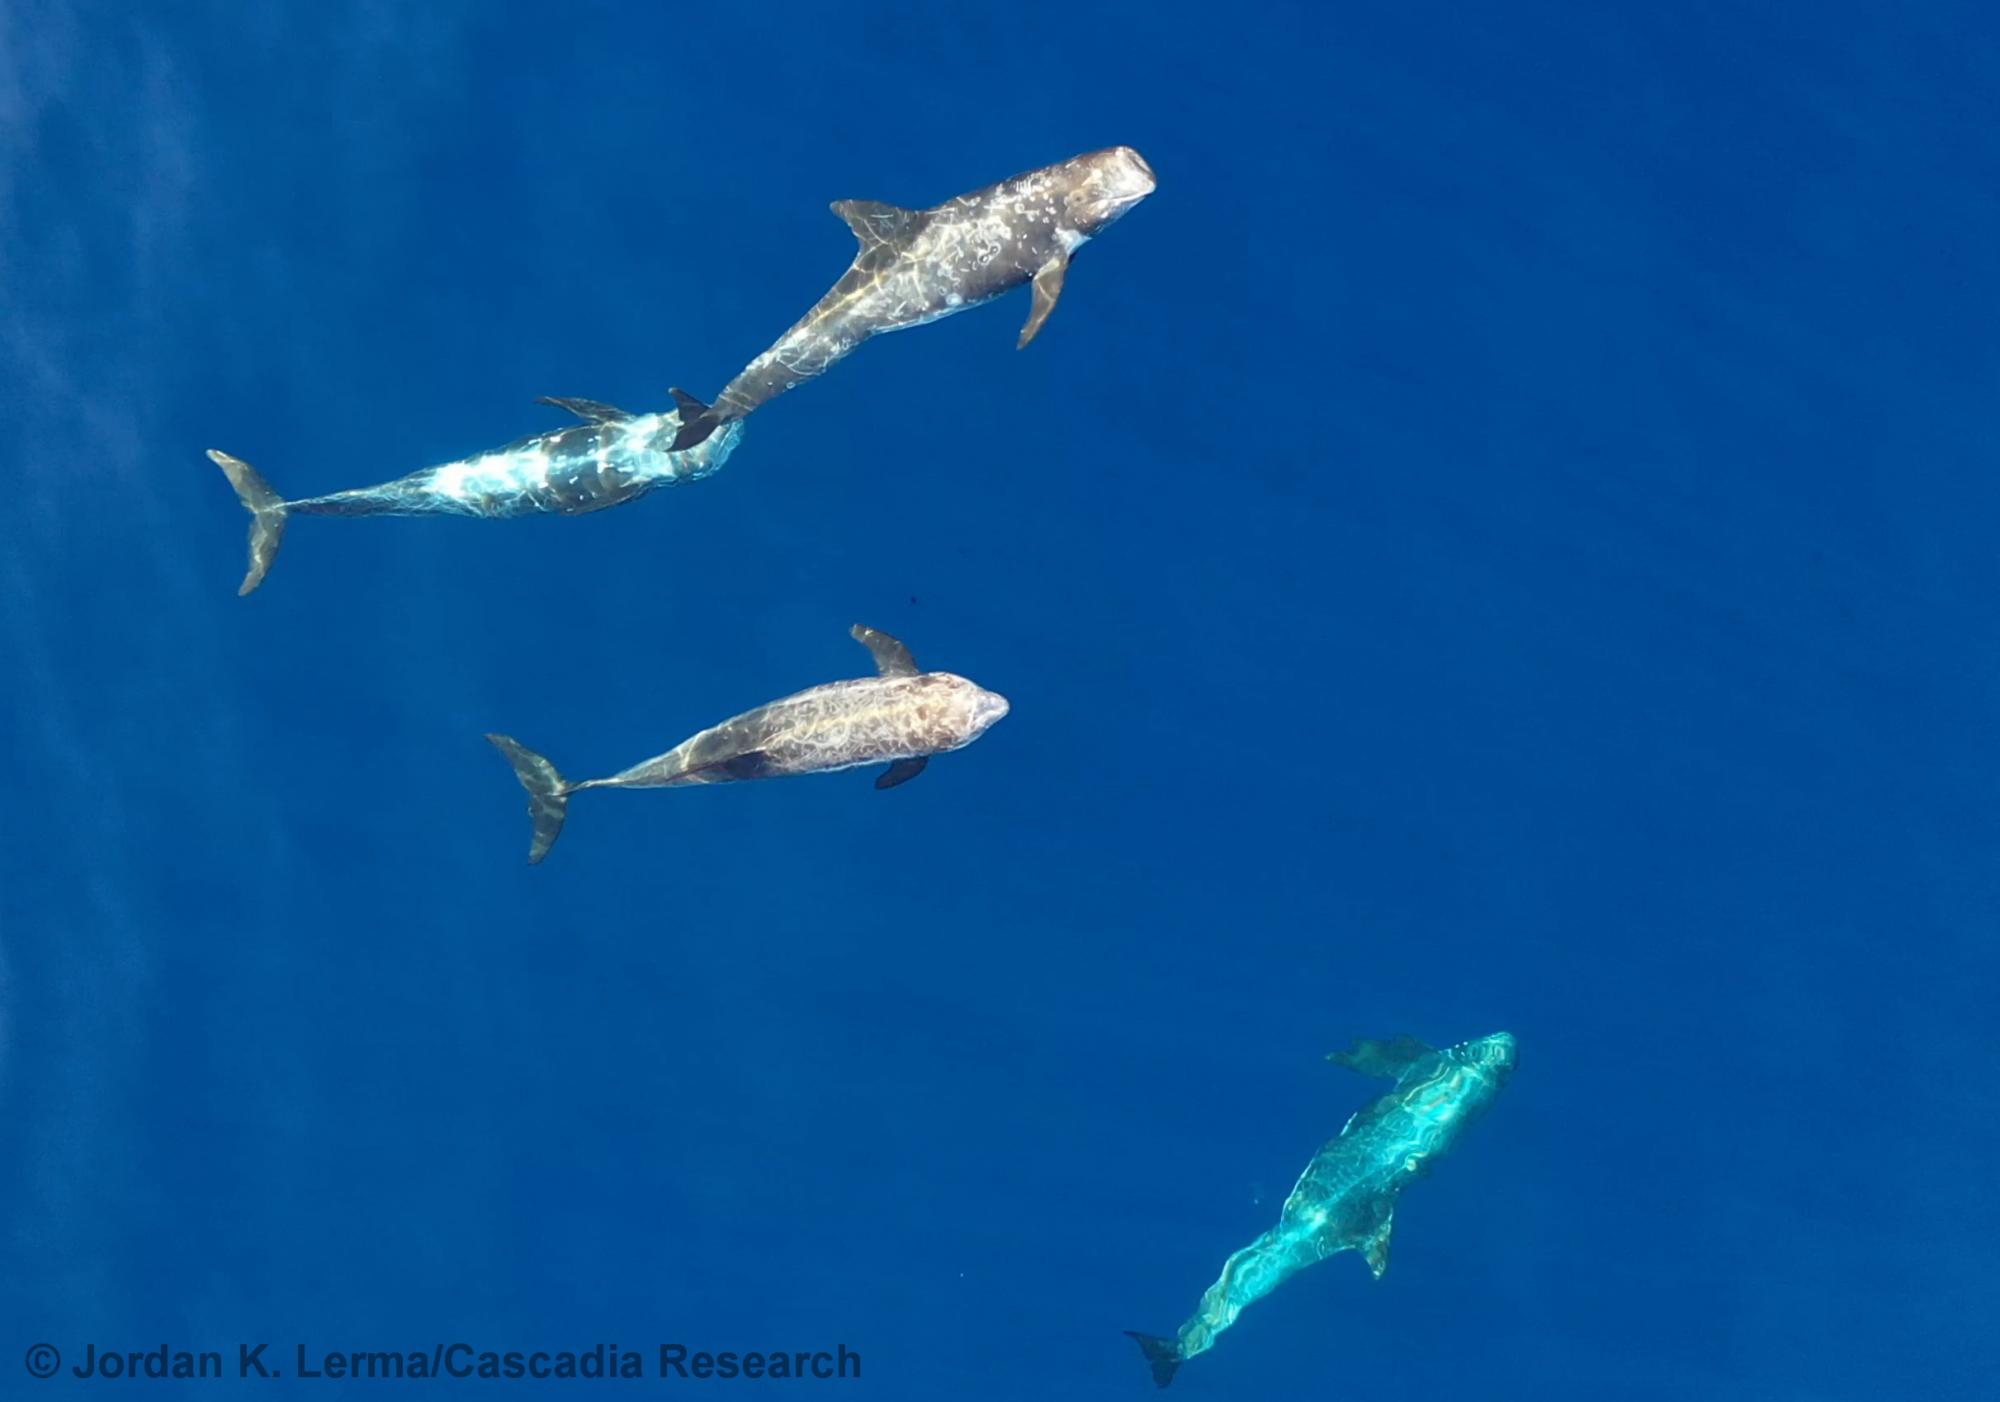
left=287, top=415, right=742, bottom=521
left=210, top=402, right=743, bottom=593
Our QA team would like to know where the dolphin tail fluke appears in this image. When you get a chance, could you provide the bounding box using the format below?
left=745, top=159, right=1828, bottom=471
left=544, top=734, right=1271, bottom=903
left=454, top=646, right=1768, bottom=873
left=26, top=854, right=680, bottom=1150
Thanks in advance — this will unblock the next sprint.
left=668, top=387, right=722, bottom=451
left=486, top=734, right=571, bottom=864
left=207, top=449, right=288, bottom=595
left=1123, top=1332, right=1183, bottom=1389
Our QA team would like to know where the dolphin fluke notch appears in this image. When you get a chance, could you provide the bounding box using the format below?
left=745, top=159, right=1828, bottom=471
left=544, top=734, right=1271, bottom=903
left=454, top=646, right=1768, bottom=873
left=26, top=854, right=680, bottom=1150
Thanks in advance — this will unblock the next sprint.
left=208, top=449, right=288, bottom=595
left=486, top=734, right=571, bottom=864
left=1123, top=1332, right=1183, bottom=1389
left=668, top=388, right=721, bottom=451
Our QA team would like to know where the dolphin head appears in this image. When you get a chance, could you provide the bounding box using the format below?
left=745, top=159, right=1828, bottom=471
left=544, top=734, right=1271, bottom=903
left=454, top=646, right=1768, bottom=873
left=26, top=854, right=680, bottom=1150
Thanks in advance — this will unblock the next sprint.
left=1064, top=145, right=1157, bottom=235
left=916, top=673, right=1012, bottom=755
left=1459, top=1032, right=1518, bottom=1078
left=967, top=684, right=1012, bottom=738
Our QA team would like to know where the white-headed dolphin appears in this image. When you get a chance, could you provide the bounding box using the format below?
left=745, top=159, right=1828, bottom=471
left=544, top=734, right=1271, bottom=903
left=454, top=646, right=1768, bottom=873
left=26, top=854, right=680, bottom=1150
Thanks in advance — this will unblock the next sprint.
left=670, top=146, right=1157, bottom=448
left=487, top=626, right=1009, bottom=863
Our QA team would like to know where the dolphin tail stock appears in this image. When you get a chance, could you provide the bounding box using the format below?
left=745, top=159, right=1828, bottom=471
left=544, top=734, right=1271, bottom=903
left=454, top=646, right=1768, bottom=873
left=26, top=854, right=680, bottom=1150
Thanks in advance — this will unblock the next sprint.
left=1122, top=1332, right=1183, bottom=1389
left=486, top=734, right=571, bottom=865
left=667, top=387, right=723, bottom=451
left=207, top=449, right=288, bottom=595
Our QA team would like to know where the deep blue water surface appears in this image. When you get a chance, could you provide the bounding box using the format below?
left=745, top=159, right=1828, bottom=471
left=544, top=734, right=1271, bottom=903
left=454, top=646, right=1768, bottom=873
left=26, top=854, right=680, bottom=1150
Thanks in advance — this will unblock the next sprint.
left=5, top=3, right=1998, bottom=1398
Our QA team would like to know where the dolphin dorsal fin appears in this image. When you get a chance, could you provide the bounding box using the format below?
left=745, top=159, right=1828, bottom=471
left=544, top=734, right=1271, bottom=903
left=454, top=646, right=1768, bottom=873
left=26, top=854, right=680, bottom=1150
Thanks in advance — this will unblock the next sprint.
left=850, top=623, right=918, bottom=677
left=536, top=395, right=632, bottom=424
left=832, top=199, right=920, bottom=250
left=1327, top=1036, right=1435, bottom=1079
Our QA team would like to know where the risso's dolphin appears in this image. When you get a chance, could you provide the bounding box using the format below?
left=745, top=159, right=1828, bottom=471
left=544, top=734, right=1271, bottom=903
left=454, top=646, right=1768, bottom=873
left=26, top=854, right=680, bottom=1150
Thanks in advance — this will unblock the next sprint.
left=208, top=396, right=744, bottom=595
left=1126, top=1032, right=1518, bottom=1388
left=486, top=625, right=1009, bottom=864
left=669, top=146, right=1157, bottom=449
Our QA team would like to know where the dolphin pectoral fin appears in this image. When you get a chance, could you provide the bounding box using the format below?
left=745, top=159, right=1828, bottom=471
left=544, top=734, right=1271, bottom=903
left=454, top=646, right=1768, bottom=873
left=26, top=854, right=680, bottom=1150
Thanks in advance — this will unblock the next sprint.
left=1123, top=1332, right=1183, bottom=1389
left=1327, top=1035, right=1436, bottom=1079
left=1362, top=1210, right=1394, bottom=1279
left=850, top=623, right=919, bottom=677
left=831, top=199, right=920, bottom=249
left=668, top=388, right=720, bottom=451
left=1017, top=254, right=1069, bottom=349
left=536, top=395, right=632, bottom=424
left=875, top=757, right=928, bottom=790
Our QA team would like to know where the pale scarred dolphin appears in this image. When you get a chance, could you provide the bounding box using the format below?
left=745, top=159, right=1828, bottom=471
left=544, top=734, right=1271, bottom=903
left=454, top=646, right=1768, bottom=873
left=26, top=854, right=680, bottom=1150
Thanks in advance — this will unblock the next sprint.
left=486, top=626, right=1009, bottom=864
left=669, top=146, right=1157, bottom=448
left=1126, top=1032, right=1519, bottom=1387
left=208, top=396, right=744, bottom=594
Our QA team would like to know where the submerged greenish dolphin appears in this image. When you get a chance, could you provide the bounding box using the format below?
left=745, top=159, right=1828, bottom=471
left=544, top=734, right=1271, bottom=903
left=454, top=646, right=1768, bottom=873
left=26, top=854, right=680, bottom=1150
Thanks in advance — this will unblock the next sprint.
left=1127, top=1032, right=1518, bottom=1387
left=209, top=396, right=743, bottom=594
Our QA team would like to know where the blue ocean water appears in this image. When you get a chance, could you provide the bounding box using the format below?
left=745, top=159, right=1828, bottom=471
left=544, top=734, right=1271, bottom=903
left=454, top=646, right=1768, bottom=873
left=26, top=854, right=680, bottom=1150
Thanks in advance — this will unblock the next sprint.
left=4, top=2, right=1997, bottom=1397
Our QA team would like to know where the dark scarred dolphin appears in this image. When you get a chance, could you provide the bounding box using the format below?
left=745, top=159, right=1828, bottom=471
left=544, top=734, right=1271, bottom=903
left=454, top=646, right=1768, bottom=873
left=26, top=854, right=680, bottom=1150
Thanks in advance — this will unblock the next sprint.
left=669, top=146, right=1157, bottom=448
left=486, top=626, right=1009, bottom=863
left=1126, top=1033, right=1519, bottom=1387
left=208, top=396, right=743, bottom=594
